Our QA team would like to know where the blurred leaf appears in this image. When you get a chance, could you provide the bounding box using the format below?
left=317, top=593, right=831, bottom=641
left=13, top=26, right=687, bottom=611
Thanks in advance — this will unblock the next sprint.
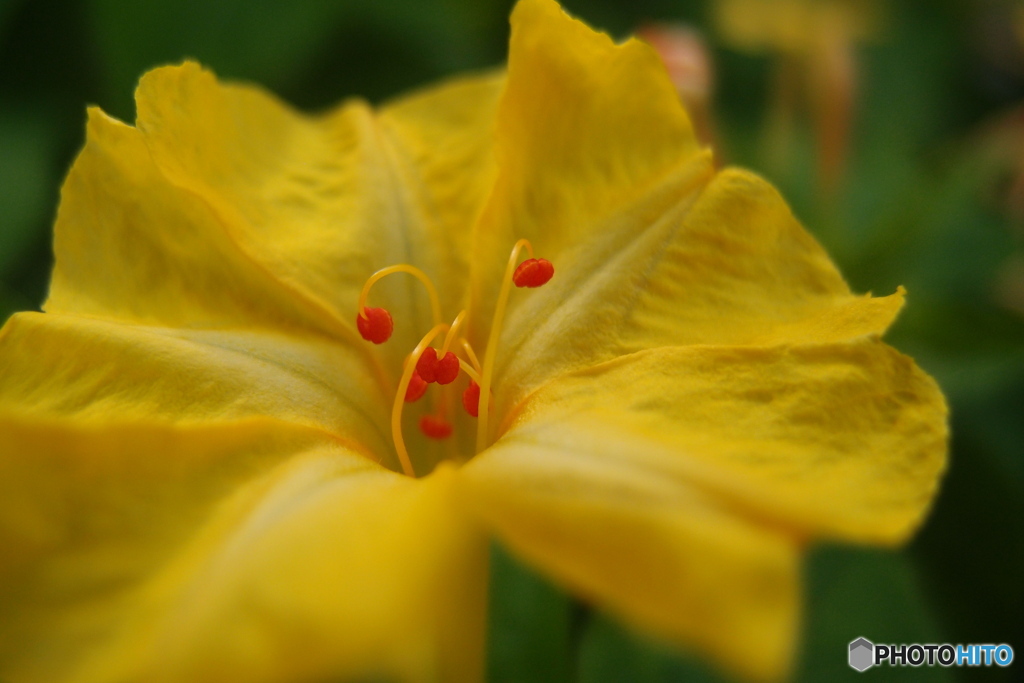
left=954, top=379, right=1024, bottom=483
left=0, top=280, right=32, bottom=324
left=0, top=110, right=55, bottom=276
left=913, top=427, right=1024, bottom=681
left=89, top=0, right=356, bottom=119
left=891, top=300, right=1024, bottom=401
left=578, top=614, right=725, bottom=683
left=281, top=0, right=498, bottom=110
left=574, top=547, right=955, bottom=683
left=0, top=0, right=25, bottom=37
left=487, top=543, right=574, bottom=683
left=834, top=157, right=1010, bottom=304
left=797, top=546, right=952, bottom=682
left=88, top=0, right=494, bottom=119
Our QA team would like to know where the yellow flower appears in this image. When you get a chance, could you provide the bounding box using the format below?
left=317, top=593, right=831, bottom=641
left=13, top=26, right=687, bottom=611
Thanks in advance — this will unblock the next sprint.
left=714, top=0, right=880, bottom=55
left=0, top=1, right=946, bottom=682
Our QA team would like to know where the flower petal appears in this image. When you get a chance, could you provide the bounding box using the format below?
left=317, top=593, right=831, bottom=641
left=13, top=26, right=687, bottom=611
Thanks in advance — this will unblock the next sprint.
left=469, top=0, right=706, bottom=336
left=500, top=339, right=948, bottom=545
left=458, top=433, right=799, bottom=682
left=133, top=62, right=501, bottom=353
left=459, top=339, right=945, bottom=679
left=377, top=74, right=504, bottom=318
left=46, top=105, right=347, bottom=341
left=0, top=417, right=487, bottom=683
left=0, top=312, right=394, bottom=467
left=490, top=0, right=702, bottom=251
left=492, top=168, right=906, bottom=408
left=459, top=0, right=899, bottom=408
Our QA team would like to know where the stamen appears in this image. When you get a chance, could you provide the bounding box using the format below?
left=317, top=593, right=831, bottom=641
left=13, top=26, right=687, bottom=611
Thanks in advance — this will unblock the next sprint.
left=365, top=243, right=551, bottom=473
left=476, top=239, right=553, bottom=453
left=434, top=352, right=460, bottom=385
left=392, top=322, right=448, bottom=477
left=440, top=310, right=466, bottom=356
left=417, top=312, right=466, bottom=386
left=405, top=371, right=428, bottom=402
left=463, top=381, right=481, bottom=417
left=459, top=339, right=482, bottom=373
left=458, top=359, right=481, bottom=385
left=355, top=307, right=393, bottom=344
left=513, top=258, right=555, bottom=288
left=357, top=264, right=443, bottom=338
left=419, top=415, right=453, bottom=439
left=415, top=346, right=460, bottom=384
left=416, top=347, right=440, bottom=383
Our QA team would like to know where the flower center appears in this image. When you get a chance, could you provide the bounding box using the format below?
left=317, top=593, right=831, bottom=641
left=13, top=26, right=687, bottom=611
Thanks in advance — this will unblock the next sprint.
left=355, top=239, right=554, bottom=477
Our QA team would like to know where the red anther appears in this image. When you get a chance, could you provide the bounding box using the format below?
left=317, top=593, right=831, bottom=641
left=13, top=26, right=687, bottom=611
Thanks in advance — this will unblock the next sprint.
left=419, top=415, right=453, bottom=439
left=435, top=351, right=460, bottom=385
left=405, top=371, right=428, bottom=402
left=462, top=381, right=481, bottom=417
left=416, top=347, right=439, bottom=383
left=513, top=258, right=554, bottom=288
left=356, top=307, right=393, bottom=344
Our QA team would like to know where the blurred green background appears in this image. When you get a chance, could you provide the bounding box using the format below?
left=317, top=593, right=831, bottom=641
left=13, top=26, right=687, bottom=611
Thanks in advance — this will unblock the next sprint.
left=1, top=0, right=1021, bottom=681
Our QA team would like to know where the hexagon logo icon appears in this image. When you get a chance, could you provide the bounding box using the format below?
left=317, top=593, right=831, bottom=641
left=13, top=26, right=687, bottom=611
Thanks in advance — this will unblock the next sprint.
left=849, top=637, right=875, bottom=672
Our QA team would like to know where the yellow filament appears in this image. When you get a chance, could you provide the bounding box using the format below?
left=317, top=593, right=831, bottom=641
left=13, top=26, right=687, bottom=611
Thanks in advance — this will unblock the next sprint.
left=459, top=339, right=482, bottom=373
left=435, top=311, right=468, bottom=432
left=440, top=310, right=467, bottom=356
left=459, top=359, right=482, bottom=385
left=358, top=264, right=442, bottom=328
left=392, top=322, right=449, bottom=477
left=476, top=238, right=534, bottom=453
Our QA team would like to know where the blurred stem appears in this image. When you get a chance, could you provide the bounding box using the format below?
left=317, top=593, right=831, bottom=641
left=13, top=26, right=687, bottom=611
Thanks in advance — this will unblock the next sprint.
left=809, top=24, right=857, bottom=210
left=569, top=599, right=592, bottom=683
left=762, top=53, right=800, bottom=179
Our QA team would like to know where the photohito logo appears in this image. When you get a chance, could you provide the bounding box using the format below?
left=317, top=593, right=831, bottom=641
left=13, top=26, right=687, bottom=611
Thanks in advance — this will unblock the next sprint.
left=849, top=638, right=874, bottom=672
left=848, top=638, right=1014, bottom=671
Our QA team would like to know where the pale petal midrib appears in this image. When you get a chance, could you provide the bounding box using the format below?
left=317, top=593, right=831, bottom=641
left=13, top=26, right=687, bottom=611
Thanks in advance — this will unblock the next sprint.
left=493, top=151, right=716, bottom=402
left=1, top=311, right=394, bottom=463
left=134, top=126, right=395, bottom=397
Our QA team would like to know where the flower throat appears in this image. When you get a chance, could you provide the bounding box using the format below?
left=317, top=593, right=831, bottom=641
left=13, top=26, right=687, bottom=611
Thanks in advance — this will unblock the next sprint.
left=355, top=239, right=554, bottom=477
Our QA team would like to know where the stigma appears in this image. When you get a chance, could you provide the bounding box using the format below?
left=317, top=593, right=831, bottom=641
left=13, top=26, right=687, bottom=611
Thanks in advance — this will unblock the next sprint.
left=355, top=239, right=553, bottom=476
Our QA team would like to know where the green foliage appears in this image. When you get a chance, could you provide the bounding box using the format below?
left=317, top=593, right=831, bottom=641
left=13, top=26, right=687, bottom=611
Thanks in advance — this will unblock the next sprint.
left=488, top=544, right=574, bottom=683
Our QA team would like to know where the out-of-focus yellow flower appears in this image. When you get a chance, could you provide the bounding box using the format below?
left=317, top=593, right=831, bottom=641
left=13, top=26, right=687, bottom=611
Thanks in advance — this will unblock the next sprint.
left=0, top=0, right=946, bottom=681
left=715, top=0, right=880, bottom=195
left=715, top=0, right=879, bottom=55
